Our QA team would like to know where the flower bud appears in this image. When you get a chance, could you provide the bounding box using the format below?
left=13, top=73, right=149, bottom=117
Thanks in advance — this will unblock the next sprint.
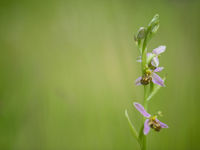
left=145, top=14, right=160, bottom=44
left=151, top=24, right=159, bottom=34
left=136, top=27, right=146, bottom=40
left=148, top=14, right=160, bottom=34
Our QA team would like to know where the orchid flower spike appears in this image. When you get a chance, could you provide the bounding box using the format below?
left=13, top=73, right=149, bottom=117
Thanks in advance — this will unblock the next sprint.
left=134, top=102, right=168, bottom=135
left=135, top=67, right=165, bottom=87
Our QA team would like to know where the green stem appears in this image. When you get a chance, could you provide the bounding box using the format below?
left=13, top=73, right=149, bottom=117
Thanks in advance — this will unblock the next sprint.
left=140, top=35, right=148, bottom=150
left=141, top=86, right=148, bottom=150
left=144, top=86, right=148, bottom=111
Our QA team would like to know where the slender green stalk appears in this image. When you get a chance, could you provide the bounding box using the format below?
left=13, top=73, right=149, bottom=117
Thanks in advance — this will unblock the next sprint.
left=141, top=43, right=147, bottom=74
left=141, top=35, right=148, bottom=150
left=144, top=86, right=148, bottom=110
left=141, top=86, right=148, bottom=150
left=142, top=134, right=146, bottom=150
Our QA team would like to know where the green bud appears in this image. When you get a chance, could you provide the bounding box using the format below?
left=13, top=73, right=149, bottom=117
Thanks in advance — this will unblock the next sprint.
left=137, top=27, right=146, bottom=40
left=148, top=14, right=159, bottom=26
left=148, top=14, right=160, bottom=34
left=145, top=14, right=160, bottom=44
left=151, top=23, right=159, bottom=34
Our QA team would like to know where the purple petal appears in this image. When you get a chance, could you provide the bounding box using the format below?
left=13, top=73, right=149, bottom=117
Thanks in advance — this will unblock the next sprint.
left=160, top=122, right=168, bottom=128
left=151, top=56, right=159, bottom=67
left=144, top=119, right=150, bottom=135
left=133, top=103, right=151, bottom=118
left=152, top=73, right=165, bottom=87
left=135, top=77, right=142, bottom=86
left=154, top=67, right=164, bottom=72
left=156, top=119, right=169, bottom=128
left=152, top=46, right=166, bottom=55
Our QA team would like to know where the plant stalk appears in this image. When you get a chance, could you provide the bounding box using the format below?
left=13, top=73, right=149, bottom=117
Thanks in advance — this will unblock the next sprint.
left=141, top=34, right=148, bottom=150
left=141, top=85, right=148, bottom=150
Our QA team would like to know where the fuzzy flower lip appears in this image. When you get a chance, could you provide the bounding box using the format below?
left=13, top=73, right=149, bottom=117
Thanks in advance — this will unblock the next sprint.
left=135, top=67, right=165, bottom=87
left=134, top=102, right=168, bottom=135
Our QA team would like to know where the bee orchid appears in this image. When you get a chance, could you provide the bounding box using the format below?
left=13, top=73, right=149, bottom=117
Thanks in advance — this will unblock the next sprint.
left=135, top=67, right=165, bottom=87
left=134, top=102, right=168, bottom=135
left=137, top=46, right=166, bottom=68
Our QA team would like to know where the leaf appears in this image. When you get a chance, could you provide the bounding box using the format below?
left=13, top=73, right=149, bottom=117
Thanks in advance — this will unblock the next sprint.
left=138, top=125, right=144, bottom=145
left=125, top=109, right=139, bottom=140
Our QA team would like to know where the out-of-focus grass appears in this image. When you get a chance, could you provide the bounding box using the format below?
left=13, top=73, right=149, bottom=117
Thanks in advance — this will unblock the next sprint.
left=0, top=0, right=200, bottom=150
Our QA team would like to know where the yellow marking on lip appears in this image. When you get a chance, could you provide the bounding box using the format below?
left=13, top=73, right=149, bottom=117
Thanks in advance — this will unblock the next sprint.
left=152, top=115, right=157, bottom=121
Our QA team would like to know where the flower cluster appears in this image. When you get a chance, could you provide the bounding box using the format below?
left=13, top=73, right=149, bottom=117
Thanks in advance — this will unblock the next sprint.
left=135, top=46, right=166, bottom=87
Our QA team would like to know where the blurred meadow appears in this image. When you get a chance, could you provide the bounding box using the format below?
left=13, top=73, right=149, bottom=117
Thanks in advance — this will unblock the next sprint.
left=0, top=0, right=200, bottom=150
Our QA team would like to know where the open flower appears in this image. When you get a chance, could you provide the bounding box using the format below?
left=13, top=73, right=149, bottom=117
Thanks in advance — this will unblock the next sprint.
left=136, top=46, right=166, bottom=68
left=150, top=46, right=166, bottom=67
left=135, top=67, right=165, bottom=86
left=134, top=102, right=168, bottom=135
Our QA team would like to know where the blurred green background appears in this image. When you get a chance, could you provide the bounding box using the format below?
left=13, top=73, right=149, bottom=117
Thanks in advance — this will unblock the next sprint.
left=0, top=0, right=200, bottom=150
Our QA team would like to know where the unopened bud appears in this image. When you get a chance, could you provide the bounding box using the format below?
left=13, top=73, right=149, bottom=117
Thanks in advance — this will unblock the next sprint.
left=148, top=14, right=160, bottom=34
left=137, top=27, right=146, bottom=40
